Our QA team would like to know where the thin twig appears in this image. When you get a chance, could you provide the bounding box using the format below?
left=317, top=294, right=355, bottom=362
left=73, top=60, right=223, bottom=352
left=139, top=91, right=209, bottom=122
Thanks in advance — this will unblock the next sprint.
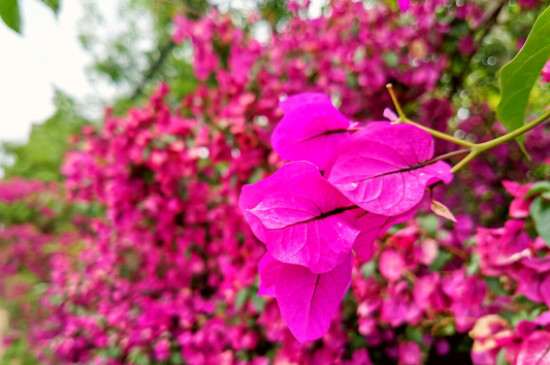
left=130, top=39, right=176, bottom=102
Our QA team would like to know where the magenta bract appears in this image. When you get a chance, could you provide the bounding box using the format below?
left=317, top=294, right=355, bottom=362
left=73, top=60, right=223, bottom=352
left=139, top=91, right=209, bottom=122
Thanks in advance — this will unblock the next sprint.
left=272, top=93, right=352, bottom=171
left=517, top=331, right=550, bottom=365
left=398, top=0, right=411, bottom=12
left=279, top=93, right=332, bottom=113
left=239, top=162, right=359, bottom=274
left=258, top=252, right=352, bottom=343
left=326, top=122, right=453, bottom=216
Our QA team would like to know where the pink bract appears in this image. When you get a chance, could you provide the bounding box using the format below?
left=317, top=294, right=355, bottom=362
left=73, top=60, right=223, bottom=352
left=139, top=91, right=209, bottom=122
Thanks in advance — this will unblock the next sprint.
left=239, top=161, right=360, bottom=274
left=326, top=122, right=453, bottom=216
left=272, top=93, right=353, bottom=171
left=398, top=0, right=411, bottom=12
left=258, top=252, right=353, bottom=343
left=516, top=331, right=550, bottom=365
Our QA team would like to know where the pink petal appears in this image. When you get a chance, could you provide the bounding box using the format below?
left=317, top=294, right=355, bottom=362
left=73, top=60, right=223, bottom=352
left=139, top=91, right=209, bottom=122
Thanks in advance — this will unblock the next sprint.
left=541, top=275, right=550, bottom=308
left=266, top=252, right=353, bottom=342
left=522, top=257, right=550, bottom=273
left=279, top=93, right=331, bottom=113
left=240, top=162, right=359, bottom=273
left=353, top=213, right=391, bottom=260
left=516, top=331, right=550, bottom=365
left=383, top=108, right=399, bottom=122
left=258, top=253, right=278, bottom=297
left=379, top=249, right=405, bottom=282
left=535, top=312, right=550, bottom=326
left=272, top=94, right=352, bottom=170
left=398, top=0, right=410, bottom=12
left=327, top=122, right=452, bottom=216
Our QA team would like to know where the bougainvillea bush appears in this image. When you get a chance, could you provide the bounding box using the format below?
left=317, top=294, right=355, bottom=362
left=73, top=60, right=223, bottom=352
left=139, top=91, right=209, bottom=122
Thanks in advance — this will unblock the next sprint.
left=2, top=0, right=550, bottom=364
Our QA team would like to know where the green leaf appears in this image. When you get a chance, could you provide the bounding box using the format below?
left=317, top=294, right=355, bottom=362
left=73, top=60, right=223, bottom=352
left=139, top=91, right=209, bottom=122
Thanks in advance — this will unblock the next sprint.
left=38, top=0, right=60, bottom=14
left=235, top=288, right=249, bottom=309
left=429, top=251, right=453, bottom=271
left=485, top=276, right=507, bottom=296
left=250, top=294, right=265, bottom=313
left=531, top=196, right=550, bottom=247
left=466, top=253, right=480, bottom=276
left=496, top=348, right=509, bottom=365
left=496, top=5, right=550, bottom=149
left=0, top=0, right=22, bottom=33
left=360, top=261, right=376, bottom=278
left=405, top=326, right=423, bottom=344
left=418, top=214, right=439, bottom=235
left=527, top=181, right=550, bottom=198
left=383, top=52, right=399, bottom=67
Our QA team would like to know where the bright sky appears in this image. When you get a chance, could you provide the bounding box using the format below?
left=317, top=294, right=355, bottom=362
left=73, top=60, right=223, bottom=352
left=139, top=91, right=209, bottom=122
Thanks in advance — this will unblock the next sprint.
left=0, top=0, right=118, bottom=144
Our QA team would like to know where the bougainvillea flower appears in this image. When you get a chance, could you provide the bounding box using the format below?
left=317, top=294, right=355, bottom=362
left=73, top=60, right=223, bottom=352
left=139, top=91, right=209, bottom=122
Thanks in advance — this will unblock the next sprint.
left=326, top=122, right=453, bottom=216
left=502, top=180, right=533, bottom=218
left=379, top=249, right=406, bottom=282
left=272, top=93, right=353, bottom=170
left=258, top=252, right=352, bottom=343
left=239, top=161, right=360, bottom=273
left=279, top=93, right=331, bottom=113
left=398, top=0, right=411, bottom=12
left=516, top=331, right=550, bottom=365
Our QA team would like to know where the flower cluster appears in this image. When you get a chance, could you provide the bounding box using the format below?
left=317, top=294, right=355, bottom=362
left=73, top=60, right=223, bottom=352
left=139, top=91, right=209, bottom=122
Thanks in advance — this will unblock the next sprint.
left=239, top=94, right=453, bottom=341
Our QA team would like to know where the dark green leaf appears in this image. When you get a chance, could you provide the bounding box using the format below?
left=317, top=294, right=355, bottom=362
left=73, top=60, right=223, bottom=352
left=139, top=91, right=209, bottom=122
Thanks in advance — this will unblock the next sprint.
left=0, top=0, right=22, bottom=33
left=405, top=326, right=423, bottom=344
left=531, top=196, right=550, bottom=246
left=485, top=276, right=507, bottom=296
left=496, top=6, right=550, bottom=148
left=429, top=251, right=453, bottom=271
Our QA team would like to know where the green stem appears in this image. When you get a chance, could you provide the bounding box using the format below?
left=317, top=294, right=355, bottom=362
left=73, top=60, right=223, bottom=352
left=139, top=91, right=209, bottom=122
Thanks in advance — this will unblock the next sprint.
left=386, top=83, right=474, bottom=148
left=386, top=84, right=406, bottom=120
left=451, top=108, right=550, bottom=173
left=476, top=108, right=550, bottom=152
left=403, top=118, right=475, bottom=148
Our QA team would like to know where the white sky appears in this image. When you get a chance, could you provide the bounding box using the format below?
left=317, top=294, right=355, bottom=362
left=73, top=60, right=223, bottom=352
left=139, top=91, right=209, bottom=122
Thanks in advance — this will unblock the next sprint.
left=0, top=0, right=118, bottom=144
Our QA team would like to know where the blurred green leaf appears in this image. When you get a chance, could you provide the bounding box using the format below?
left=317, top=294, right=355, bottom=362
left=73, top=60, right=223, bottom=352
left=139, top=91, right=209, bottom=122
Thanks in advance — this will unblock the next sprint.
left=0, top=0, right=22, bottom=33
left=1, top=90, right=90, bottom=181
left=485, top=276, right=507, bottom=296
left=527, top=181, right=550, bottom=198
left=250, top=294, right=265, bottom=313
left=496, top=5, right=550, bottom=149
left=38, top=0, right=60, bottom=15
left=383, top=52, right=399, bottom=67
left=531, top=196, right=550, bottom=246
left=496, top=348, right=509, bottom=365
left=235, top=288, right=249, bottom=309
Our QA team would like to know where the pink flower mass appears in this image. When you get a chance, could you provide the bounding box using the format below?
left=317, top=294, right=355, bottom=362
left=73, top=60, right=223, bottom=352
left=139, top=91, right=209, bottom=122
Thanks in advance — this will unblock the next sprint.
left=1, top=0, right=550, bottom=364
